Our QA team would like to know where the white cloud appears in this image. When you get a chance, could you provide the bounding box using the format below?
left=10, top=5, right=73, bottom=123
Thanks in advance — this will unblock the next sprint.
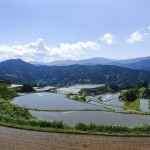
left=148, top=26, right=150, bottom=30
left=126, top=31, right=144, bottom=44
left=53, top=41, right=100, bottom=59
left=0, top=39, right=100, bottom=62
left=101, top=33, right=115, bottom=45
left=25, top=39, right=46, bottom=52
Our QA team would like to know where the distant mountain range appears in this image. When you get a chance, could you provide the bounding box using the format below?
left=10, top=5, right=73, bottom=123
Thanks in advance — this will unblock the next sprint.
left=30, top=56, right=150, bottom=71
left=30, top=57, right=114, bottom=66
left=0, top=59, right=150, bottom=86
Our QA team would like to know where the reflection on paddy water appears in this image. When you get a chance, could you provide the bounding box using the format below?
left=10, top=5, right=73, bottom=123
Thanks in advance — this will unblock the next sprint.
left=86, top=93, right=124, bottom=108
left=57, top=84, right=105, bottom=94
left=12, top=92, right=106, bottom=111
left=30, top=110, right=150, bottom=126
left=12, top=85, right=150, bottom=126
left=140, top=99, right=149, bottom=113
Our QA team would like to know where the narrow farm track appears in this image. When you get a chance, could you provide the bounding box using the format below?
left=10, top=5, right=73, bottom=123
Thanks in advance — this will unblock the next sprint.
left=0, top=125, right=150, bottom=150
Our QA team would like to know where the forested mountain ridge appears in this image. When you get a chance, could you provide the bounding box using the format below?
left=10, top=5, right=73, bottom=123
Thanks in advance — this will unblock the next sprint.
left=0, top=59, right=150, bottom=86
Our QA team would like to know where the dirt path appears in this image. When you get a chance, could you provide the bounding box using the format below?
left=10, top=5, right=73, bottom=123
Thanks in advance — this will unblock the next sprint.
left=0, top=125, right=150, bottom=150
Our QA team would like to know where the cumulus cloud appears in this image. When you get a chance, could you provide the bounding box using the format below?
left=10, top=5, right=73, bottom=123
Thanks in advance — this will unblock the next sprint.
left=148, top=26, right=150, bottom=30
left=126, top=31, right=144, bottom=44
left=25, top=39, right=46, bottom=52
left=0, top=39, right=100, bottom=62
left=101, top=33, right=115, bottom=45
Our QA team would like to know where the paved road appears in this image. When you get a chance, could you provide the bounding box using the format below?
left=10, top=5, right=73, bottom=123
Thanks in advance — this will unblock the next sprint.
left=0, top=125, right=150, bottom=150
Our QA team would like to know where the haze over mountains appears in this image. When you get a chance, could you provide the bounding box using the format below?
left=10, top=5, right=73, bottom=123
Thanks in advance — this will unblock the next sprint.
left=30, top=56, right=150, bottom=71
left=0, top=58, right=150, bottom=86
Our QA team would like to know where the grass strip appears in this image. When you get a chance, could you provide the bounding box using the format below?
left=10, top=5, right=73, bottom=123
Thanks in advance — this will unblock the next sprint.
left=123, top=99, right=141, bottom=112
left=0, top=114, right=150, bottom=136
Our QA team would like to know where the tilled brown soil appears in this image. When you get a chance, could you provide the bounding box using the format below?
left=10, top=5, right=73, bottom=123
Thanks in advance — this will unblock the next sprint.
left=0, top=125, right=150, bottom=150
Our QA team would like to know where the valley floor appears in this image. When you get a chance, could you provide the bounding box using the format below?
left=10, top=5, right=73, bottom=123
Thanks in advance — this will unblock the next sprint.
left=0, top=125, right=150, bottom=150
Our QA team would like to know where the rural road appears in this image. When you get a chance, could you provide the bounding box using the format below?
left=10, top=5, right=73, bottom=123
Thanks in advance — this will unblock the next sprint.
left=0, top=125, right=150, bottom=150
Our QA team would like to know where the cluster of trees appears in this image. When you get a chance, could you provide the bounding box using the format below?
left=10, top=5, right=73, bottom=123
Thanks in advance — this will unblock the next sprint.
left=73, top=95, right=86, bottom=102
left=0, top=78, right=11, bottom=85
left=18, top=83, right=35, bottom=92
left=0, top=85, right=18, bottom=100
left=139, top=87, right=150, bottom=98
left=0, top=79, right=33, bottom=120
left=119, top=81, right=150, bottom=102
left=0, top=79, right=37, bottom=100
left=119, top=89, right=139, bottom=102
left=0, top=79, right=17, bottom=100
left=66, top=93, right=86, bottom=102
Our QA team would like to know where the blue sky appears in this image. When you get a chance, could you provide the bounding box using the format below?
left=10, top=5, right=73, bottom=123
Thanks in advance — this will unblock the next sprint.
left=0, top=0, right=150, bottom=62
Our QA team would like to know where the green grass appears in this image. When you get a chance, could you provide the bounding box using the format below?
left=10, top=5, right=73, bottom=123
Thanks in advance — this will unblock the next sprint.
left=0, top=99, right=33, bottom=120
left=0, top=114, right=65, bottom=129
left=0, top=85, right=18, bottom=100
left=123, top=98, right=142, bottom=112
left=0, top=114, right=150, bottom=135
